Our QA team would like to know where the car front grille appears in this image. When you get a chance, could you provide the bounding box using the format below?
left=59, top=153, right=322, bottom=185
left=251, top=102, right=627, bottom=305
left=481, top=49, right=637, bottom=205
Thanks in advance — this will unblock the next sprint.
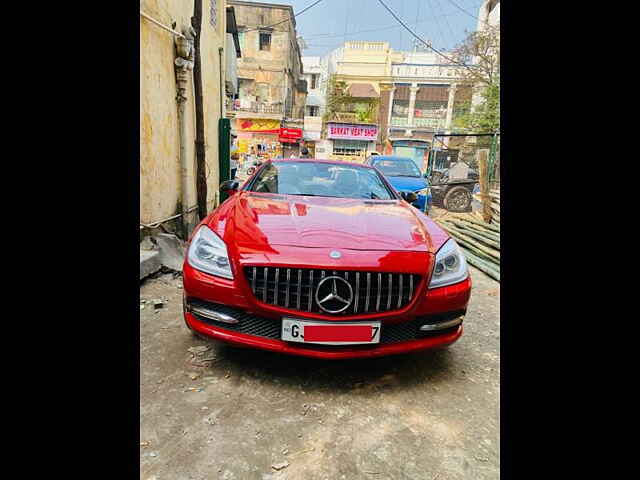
left=243, top=267, right=421, bottom=316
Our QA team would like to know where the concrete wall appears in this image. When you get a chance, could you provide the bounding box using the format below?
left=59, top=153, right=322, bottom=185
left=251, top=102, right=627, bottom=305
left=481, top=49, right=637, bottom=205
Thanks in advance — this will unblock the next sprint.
left=140, top=0, right=226, bottom=229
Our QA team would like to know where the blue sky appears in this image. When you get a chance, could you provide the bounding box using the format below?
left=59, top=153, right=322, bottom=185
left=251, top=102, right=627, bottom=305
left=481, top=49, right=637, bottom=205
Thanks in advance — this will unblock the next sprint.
left=257, top=0, right=484, bottom=56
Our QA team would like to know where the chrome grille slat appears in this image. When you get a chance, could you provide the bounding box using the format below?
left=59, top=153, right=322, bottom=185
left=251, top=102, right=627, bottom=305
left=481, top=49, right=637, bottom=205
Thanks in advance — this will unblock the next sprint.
left=252, top=267, right=256, bottom=294
left=409, top=274, right=414, bottom=301
left=365, top=273, right=371, bottom=312
left=245, top=267, right=420, bottom=316
left=296, top=269, right=302, bottom=310
left=263, top=267, right=268, bottom=302
left=285, top=269, right=291, bottom=308
left=354, top=272, right=360, bottom=313
left=308, top=270, right=314, bottom=311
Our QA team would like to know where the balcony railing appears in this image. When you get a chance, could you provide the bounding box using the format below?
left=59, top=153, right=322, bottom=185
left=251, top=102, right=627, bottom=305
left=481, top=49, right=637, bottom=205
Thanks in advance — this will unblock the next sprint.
left=327, top=111, right=379, bottom=124
left=227, top=101, right=284, bottom=114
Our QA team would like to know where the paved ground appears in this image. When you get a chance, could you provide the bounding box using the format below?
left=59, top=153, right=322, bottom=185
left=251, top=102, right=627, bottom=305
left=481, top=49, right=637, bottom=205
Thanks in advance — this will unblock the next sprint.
left=140, top=267, right=499, bottom=480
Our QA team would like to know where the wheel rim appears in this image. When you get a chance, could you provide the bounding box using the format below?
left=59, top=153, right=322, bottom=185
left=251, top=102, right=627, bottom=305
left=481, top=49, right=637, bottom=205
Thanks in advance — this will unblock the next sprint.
left=448, top=190, right=469, bottom=210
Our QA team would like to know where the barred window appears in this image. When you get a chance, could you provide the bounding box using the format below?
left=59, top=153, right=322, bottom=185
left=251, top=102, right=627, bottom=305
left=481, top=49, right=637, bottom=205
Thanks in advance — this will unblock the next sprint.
left=333, top=140, right=369, bottom=156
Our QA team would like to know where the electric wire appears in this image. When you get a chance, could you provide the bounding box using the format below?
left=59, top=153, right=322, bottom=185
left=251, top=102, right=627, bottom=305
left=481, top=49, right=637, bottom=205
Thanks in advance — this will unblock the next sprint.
left=433, top=0, right=459, bottom=47
left=444, top=0, right=480, bottom=21
left=244, top=0, right=324, bottom=33
left=375, top=0, right=476, bottom=74
left=302, top=13, right=461, bottom=40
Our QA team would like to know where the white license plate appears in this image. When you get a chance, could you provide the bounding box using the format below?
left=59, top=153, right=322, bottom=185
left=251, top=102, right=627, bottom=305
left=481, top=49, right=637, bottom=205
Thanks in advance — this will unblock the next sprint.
left=281, top=318, right=381, bottom=345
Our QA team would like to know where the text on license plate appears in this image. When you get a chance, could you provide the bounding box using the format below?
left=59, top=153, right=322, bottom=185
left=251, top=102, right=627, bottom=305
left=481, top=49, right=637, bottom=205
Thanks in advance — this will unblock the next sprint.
left=281, top=318, right=381, bottom=345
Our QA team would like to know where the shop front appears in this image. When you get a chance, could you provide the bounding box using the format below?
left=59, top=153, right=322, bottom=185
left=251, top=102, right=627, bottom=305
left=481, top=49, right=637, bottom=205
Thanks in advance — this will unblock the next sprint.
left=279, top=127, right=303, bottom=158
left=326, top=122, right=379, bottom=163
left=235, top=118, right=282, bottom=165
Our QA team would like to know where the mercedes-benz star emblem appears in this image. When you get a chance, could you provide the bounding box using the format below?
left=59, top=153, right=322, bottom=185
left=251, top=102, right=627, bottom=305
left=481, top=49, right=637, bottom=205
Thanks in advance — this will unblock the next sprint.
left=330, top=250, right=342, bottom=259
left=315, top=276, right=354, bottom=314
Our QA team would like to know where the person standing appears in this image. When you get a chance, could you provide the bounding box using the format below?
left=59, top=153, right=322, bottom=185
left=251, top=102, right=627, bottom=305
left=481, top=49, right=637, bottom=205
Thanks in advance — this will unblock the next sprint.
left=300, top=147, right=311, bottom=158
left=230, top=153, right=239, bottom=180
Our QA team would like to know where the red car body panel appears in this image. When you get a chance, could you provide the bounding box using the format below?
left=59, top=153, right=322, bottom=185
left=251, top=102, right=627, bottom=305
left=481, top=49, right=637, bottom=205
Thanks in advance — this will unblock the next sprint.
left=182, top=159, right=472, bottom=359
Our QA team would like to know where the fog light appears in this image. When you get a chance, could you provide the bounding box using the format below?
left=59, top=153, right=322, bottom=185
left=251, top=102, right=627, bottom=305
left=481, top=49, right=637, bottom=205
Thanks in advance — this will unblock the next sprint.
left=419, top=315, right=464, bottom=331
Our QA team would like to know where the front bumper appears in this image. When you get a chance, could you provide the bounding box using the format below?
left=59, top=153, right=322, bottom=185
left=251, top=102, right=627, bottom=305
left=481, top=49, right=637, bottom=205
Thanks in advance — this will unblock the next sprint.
left=185, top=309, right=463, bottom=359
left=183, top=258, right=471, bottom=359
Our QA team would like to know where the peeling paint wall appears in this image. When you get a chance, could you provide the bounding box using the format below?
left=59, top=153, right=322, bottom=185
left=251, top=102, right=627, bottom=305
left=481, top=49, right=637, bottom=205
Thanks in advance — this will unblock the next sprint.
left=140, top=0, right=226, bottom=228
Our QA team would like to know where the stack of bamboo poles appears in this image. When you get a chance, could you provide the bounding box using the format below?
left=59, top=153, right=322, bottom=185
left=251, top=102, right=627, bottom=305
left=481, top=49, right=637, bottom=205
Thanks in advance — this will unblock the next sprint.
left=435, top=212, right=500, bottom=282
left=473, top=188, right=500, bottom=226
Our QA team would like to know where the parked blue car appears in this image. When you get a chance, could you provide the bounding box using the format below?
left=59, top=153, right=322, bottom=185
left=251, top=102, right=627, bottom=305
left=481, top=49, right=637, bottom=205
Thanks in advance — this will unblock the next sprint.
left=365, top=155, right=432, bottom=214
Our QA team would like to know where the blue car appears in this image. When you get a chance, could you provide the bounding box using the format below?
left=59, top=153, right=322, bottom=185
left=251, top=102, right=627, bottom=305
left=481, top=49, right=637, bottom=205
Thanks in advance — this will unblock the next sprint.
left=365, top=155, right=432, bottom=214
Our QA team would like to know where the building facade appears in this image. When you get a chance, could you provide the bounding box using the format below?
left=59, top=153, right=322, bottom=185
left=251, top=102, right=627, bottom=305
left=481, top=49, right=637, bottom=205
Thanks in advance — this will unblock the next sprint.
left=309, top=41, right=469, bottom=167
left=300, top=56, right=328, bottom=157
left=226, top=0, right=307, bottom=160
left=140, top=0, right=231, bottom=236
left=382, top=50, right=469, bottom=170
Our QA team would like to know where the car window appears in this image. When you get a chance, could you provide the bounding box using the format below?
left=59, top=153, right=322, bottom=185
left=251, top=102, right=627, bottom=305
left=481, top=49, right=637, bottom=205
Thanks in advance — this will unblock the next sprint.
left=373, top=159, right=421, bottom=177
left=248, top=162, right=395, bottom=200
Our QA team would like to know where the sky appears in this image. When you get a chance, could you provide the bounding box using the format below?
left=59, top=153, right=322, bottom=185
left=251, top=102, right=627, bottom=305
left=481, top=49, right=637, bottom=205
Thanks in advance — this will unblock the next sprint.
left=257, top=0, right=484, bottom=57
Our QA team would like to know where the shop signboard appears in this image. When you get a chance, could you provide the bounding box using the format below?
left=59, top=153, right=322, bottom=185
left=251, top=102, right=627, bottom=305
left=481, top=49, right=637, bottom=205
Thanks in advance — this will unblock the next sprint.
left=237, top=118, right=281, bottom=133
left=327, top=123, right=378, bottom=141
left=279, top=127, right=302, bottom=144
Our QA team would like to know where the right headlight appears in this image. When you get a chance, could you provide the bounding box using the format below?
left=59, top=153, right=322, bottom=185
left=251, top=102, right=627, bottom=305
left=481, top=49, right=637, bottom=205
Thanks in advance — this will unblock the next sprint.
left=186, top=226, right=234, bottom=279
left=429, top=238, right=469, bottom=288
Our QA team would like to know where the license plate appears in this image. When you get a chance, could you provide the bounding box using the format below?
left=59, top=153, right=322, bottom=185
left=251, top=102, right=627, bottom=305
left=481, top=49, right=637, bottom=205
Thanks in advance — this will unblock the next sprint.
left=281, top=318, right=381, bottom=345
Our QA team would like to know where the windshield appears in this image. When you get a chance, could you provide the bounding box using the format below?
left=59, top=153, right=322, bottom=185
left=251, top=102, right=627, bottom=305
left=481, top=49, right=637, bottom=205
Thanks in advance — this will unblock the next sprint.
left=247, top=162, right=396, bottom=200
left=373, top=158, right=422, bottom=177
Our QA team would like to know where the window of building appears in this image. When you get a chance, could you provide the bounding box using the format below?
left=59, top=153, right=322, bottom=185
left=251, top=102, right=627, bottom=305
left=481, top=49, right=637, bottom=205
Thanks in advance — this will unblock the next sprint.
left=311, top=74, right=319, bottom=90
left=259, top=32, right=271, bottom=51
left=333, top=139, right=369, bottom=156
left=307, top=106, right=319, bottom=117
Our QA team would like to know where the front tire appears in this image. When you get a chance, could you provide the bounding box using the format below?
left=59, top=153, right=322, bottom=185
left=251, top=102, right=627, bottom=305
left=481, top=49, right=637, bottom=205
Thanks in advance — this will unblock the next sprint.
left=443, top=186, right=472, bottom=212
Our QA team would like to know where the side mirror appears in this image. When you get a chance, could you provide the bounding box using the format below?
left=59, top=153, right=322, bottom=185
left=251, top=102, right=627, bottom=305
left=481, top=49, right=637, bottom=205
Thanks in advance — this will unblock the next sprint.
left=401, top=191, right=418, bottom=203
left=220, top=180, right=239, bottom=195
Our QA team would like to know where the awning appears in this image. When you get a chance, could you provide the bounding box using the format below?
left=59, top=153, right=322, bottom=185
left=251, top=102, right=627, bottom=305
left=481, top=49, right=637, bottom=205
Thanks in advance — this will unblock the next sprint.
left=347, top=83, right=379, bottom=98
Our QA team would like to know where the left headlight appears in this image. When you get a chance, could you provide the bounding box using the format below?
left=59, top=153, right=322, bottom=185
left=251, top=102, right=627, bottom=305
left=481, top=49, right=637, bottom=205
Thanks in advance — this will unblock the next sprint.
left=429, top=238, right=468, bottom=288
left=186, top=226, right=234, bottom=279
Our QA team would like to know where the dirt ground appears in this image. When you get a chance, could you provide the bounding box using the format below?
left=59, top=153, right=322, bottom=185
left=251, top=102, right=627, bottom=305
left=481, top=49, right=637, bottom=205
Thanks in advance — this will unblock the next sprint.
left=140, top=266, right=500, bottom=480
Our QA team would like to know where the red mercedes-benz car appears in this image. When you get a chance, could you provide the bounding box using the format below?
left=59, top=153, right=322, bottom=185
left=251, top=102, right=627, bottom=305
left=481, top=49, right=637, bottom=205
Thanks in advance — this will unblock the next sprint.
left=182, top=159, right=471, bottom=359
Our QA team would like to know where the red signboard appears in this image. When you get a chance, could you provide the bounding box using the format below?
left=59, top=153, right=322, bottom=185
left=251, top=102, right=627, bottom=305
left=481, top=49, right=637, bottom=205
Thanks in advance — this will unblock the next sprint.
left=279, top=128, right=303, bottom=140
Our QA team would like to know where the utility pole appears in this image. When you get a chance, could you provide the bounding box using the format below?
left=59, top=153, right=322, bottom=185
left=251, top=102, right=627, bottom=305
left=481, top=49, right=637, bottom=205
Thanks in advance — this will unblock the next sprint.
left=191, top=0, right=208, bottom=221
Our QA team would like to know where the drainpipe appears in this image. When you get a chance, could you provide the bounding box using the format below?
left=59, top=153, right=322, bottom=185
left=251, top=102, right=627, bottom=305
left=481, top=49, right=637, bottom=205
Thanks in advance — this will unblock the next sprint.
left=175, top=33, right=195, bottom=239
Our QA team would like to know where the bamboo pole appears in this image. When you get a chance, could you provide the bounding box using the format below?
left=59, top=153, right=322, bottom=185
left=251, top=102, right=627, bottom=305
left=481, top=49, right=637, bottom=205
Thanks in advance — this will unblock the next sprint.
left=439, top=218, right=500, bottom=241
left=477, top=150, right=492, bottom=223
left=449, top=213, right=500, bottom=233
left=438, top=223, right=501, bottom=262
left=439, top=222, right=500, bottom=249
left=464, top=250, right=500, bottom=281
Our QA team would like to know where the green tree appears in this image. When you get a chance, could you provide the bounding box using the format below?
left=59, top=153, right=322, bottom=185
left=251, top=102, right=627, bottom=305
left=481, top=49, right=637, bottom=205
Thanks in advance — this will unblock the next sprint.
left=451, top=24, right=500, bottom=134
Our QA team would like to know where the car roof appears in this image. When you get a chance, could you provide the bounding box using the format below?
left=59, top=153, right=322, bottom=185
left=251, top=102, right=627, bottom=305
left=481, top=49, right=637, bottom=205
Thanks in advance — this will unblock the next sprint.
left=368, top=156, right=417, bottom=162
left=270, top=158, right=376, bottom=170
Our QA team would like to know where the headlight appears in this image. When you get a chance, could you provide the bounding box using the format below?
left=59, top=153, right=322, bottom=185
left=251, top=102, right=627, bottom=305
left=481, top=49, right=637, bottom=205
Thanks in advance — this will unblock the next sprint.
left=416, top=187, right=431, bottom=196
left=429, top=238, right=468, bottom=288
left=186, top=226, right=234, bottom=279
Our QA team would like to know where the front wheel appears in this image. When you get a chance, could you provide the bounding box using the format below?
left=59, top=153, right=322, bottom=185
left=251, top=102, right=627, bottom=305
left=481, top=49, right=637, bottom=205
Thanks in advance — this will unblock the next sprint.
left=443, top=186, right=472, bottom=212
left=246, top=167, right=256, bottom=175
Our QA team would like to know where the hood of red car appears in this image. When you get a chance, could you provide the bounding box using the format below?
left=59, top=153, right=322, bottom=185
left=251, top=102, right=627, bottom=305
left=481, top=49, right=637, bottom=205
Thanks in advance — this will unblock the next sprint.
left=222, top=192, right=447, bottom=253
